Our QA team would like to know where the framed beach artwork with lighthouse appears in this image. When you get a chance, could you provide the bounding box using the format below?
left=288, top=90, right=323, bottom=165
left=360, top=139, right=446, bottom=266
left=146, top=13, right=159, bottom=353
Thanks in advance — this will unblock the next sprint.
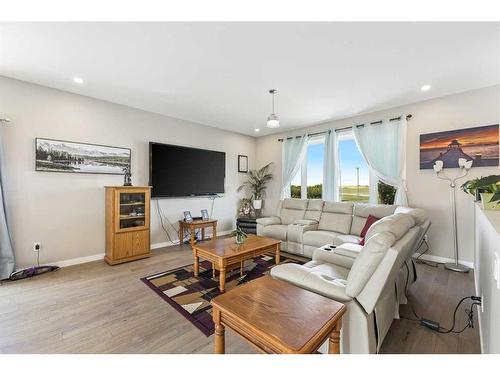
left=419, top=124, right=499, bottom=169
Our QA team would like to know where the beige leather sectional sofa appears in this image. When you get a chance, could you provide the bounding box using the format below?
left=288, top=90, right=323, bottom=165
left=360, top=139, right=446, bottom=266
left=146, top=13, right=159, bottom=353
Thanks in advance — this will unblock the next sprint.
left=256, top=199, right=430, bottom=354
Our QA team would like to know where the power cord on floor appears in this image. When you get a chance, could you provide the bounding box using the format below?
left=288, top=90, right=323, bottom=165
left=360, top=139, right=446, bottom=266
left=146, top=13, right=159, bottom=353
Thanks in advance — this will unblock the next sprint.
left=401, top=260, right=481, bottom=333
left=414, top=238, right=439, bottom=268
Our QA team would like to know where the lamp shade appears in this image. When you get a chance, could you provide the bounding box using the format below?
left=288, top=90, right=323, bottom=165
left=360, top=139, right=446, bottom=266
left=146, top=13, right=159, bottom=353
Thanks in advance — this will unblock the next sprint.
left=266, top=114, right=280, bottom=128
left=433, top=160, right=444, bottom=172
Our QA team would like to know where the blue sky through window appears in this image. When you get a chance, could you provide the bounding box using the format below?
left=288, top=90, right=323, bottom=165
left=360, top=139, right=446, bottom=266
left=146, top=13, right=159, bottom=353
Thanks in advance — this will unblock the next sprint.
left=339, top=138, right=369, bottom=185
left=307, top=142, right=324, bottom=185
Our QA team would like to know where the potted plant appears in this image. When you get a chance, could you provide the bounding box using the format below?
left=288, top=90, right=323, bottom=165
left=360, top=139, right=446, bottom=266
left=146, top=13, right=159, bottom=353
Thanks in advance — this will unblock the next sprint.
left=237, top=162, right=273, bottom=210
left=461, top=175, right=500, bottom=210
left=232, top=226, right=248, bottom=244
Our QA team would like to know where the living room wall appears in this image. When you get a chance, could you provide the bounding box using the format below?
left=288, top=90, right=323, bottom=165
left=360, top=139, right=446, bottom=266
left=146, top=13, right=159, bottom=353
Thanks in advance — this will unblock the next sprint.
left=255, top=85, right=500, bottom=265
left=0, top=76, right=256, bottom=268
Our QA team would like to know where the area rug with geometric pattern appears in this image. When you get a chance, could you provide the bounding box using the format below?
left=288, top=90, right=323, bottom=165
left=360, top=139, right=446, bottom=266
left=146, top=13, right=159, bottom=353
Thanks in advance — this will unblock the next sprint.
left=140, top=253, right=305, bottom=336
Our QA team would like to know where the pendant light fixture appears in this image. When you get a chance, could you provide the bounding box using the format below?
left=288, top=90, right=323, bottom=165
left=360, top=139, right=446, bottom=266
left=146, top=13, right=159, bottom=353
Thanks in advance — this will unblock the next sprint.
left=266, top=89, right=280, bottom=128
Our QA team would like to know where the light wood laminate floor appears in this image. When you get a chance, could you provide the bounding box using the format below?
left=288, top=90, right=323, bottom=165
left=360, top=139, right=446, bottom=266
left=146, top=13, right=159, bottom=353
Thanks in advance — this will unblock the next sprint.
left=0, top=245, right=480, bottom=354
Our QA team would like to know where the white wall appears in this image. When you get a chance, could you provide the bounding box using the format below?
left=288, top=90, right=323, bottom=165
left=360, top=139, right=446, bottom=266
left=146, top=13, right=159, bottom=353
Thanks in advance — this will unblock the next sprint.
left=256, top=85, right=500, bottom=264
left=474, top=204, right=500, bottom=353
left=0, top=77, right=256, bottom=268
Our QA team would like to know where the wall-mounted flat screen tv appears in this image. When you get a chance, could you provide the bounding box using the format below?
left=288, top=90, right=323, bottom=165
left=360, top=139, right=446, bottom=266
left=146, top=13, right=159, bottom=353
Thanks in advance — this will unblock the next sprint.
left=149, top=142, right=225, bottom=197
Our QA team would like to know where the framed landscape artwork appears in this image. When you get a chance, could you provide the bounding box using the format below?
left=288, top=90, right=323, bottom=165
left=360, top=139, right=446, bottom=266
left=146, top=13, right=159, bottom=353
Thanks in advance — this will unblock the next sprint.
left=35, top=138, right=131, bottom=175
left=419, top=124, right=499, bottom=169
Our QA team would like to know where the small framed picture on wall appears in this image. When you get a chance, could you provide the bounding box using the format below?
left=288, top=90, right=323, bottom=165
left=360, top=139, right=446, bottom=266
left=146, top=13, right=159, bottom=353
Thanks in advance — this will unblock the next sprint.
left=238, top=155, right=248, bottom=173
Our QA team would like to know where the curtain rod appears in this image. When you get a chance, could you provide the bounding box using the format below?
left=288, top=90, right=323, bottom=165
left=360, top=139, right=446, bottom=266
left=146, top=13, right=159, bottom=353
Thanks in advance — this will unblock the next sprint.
left=277, top=114, right=412, bottom=142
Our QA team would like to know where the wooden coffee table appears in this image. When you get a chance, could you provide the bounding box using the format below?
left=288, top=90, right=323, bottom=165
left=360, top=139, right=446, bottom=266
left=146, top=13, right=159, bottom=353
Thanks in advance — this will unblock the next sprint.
left=192, top=235, right=280, bottom=292
left=211, top=276, right=346, bottom=354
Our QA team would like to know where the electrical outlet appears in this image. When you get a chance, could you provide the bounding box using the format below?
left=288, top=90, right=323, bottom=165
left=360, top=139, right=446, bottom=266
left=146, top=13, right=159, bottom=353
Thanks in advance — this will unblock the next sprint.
left=33, top=242, right=41, bottom=252
left=494, top=253, right=500, bottom=291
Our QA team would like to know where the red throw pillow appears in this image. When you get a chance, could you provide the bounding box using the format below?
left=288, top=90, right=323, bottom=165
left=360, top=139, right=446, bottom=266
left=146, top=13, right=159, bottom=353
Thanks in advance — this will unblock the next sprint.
left=359, top=215, right=379, bottom=246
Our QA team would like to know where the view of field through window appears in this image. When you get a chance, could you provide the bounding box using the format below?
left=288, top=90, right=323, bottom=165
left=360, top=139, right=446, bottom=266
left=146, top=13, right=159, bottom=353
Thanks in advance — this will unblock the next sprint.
left=290, top=136, right=370, bottom=202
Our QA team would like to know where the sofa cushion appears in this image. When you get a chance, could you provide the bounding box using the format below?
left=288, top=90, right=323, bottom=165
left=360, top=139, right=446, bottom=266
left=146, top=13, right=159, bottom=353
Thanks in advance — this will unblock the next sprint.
left=282, top=198, right=309, bottom=210
left=255, top=216, right=281, bottom=226
left=351, top=203, right=397, bottom=236
left=303, top=230, right=343, bottom=248
left=318, top=201, right=354, bottom=234
left=259, top=224, right=288, bottom=241
left=395, top=206, right=428, bottom=226
left=280, top=199, right=308, bottom=225
left=345, top=231, right=396, bottom=298
left=336, top=234, right=362, bottom=245
left=365, top=213, right=415, bottom=242
left=270, top=261, right=352, bottom=302
left=304, top=199, right=324, bottom=221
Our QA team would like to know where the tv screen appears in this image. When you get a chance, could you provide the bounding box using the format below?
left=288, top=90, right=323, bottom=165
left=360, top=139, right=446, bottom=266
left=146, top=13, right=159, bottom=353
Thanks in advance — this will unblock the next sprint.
left=149, top=142, right=225, bottom=197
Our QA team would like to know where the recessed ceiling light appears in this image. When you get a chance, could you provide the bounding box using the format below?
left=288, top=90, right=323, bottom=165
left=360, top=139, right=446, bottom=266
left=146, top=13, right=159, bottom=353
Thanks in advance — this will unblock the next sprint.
left=254, top=128, right=260, bottom=132
left=421, top=84, right=431, bottom=91
left=73, top=76, right=84, bottom=84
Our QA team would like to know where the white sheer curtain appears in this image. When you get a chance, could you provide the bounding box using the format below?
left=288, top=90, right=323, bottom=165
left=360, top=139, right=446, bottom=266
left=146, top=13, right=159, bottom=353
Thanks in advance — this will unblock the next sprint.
left=353, top=117, right=408, bottom=205
left=281, top=134, right=308, bottom=199
left=323, top=130, right=340, bottom=201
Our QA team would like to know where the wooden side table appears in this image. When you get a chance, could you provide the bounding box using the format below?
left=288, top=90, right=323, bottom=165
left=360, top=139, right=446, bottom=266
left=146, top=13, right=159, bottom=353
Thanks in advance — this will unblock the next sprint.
left=178, top=219, right=217, bottom=247
left=211, top=275, right=346, bottom=354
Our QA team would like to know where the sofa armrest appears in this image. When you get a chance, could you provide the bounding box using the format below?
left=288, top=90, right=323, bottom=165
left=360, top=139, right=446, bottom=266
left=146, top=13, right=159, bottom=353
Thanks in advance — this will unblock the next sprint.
left=312, top=243, right=363, bottom=269
left=256, top=216, right=281, bottom=226
left=287, top=221, right=319, bottom=244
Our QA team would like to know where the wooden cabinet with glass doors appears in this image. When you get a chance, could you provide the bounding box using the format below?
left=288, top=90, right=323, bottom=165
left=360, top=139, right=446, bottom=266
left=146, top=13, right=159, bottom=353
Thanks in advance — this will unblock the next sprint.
left=105, top=186, right=151, bottom=265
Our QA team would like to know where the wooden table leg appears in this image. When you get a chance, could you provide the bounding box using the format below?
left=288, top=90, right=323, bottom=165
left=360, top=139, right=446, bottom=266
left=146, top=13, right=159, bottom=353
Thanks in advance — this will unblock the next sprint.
left=219, top=266, right=226, bottom=292
left=275, top=243, right=281, bottom=264
left=190, top=227, right=195, bottom=247
left=193, top=250, right=199, bottom=277
left=328, top=320, right=342, bottom=354
left=178, top=223, right=183, bottom=246
left=213, top=222, right=217, bottom=240
left=213, top=309, right=225, bottom=354
left=212, top=263, right=216, bottom=278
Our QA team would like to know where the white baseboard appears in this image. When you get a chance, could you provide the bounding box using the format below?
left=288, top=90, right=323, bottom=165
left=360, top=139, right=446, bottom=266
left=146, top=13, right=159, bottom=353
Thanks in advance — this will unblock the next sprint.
left=413, top=253, right=474, bottom=269
left=49, top=253, right=105, bottom=268
left=41, top=229, right=235, bottom=268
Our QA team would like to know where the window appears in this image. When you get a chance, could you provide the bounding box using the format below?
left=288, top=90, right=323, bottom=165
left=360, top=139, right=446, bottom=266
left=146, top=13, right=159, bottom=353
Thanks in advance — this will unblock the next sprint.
left=306, top=140, right=324, bottom=198
left=288, top=131, right=395, bottom=203
left=290, top=136, right=325, bottom=199
left=338, top=132, right=370, bottom=202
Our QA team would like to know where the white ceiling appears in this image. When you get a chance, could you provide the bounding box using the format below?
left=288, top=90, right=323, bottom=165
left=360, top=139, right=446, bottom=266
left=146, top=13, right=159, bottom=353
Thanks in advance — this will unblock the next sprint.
left=1, top=22, right=500, bottom=136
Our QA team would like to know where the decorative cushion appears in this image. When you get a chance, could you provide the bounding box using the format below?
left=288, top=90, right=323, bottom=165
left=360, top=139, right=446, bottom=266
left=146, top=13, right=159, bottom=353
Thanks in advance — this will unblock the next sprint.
left=350, top=203, right=397, bottom=236
left=359, top=215, right=380, bottom=245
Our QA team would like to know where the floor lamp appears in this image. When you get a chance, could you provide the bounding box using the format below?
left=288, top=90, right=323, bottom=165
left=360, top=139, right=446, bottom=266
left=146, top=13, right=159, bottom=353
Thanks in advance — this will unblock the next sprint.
left=433, top=158, right=472, bottom=273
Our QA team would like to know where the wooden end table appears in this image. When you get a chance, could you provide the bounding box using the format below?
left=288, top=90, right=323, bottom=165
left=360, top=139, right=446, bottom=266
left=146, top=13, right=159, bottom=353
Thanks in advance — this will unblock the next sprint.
left=191, top=235, right=280, bottom=292
left=211, top=275, right=346, bottom=354
left=178, top=219, right=217, bottom=247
